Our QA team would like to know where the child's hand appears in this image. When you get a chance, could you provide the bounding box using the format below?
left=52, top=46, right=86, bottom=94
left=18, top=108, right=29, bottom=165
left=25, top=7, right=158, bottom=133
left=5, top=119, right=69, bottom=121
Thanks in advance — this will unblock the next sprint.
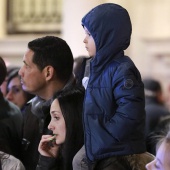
left=38, top=135, right=60, bottom=158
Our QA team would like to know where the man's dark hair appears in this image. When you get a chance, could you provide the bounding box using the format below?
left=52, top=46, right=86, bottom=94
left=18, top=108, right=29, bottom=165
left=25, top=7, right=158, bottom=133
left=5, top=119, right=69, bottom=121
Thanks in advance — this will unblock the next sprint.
left=0, top=57, right=7, bottom=85
left=28, top=36, right=74, bottom=82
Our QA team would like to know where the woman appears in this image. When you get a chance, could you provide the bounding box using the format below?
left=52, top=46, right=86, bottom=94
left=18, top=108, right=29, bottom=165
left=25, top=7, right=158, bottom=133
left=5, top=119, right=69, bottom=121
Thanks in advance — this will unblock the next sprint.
left=6, top=68, right=34, bottom=111
left=146, top=130, right=170, bottom=170
left=0, top=66, right=18, bottom=97
left=36, top=86, right=84, bottom=170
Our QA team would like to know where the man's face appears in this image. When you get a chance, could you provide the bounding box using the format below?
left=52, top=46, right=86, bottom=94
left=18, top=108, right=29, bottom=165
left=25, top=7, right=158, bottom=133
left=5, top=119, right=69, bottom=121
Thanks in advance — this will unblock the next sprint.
left=18, top=49, right=46, bottom=96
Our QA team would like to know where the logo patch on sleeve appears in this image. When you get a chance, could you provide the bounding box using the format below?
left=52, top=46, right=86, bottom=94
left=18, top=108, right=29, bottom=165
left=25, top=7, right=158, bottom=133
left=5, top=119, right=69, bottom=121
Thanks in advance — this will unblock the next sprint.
left=124, top=79, right=134, bottom=89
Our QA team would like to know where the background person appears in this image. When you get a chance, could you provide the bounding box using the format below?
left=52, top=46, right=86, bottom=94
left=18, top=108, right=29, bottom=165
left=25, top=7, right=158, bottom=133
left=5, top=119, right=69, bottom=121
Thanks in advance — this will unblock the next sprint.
left=0, top=56, right=23, bottom=160
left=143, top=78, right=170, bottom=137
left=6, top=67, right=35, bottom=112
left=0, top=65, right=19, bottom=97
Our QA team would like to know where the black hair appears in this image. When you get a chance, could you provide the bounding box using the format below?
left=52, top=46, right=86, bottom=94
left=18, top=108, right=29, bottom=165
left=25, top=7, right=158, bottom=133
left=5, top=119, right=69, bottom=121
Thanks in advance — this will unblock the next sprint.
left=7, top=67, right=20, bottom=84
left=28, top=36, right=74, bottom=82
left=0, top=57, right=7, bottom=85
left=143, top=78, right=161, bottom=92
left=52, top=85, right=84, bottom=170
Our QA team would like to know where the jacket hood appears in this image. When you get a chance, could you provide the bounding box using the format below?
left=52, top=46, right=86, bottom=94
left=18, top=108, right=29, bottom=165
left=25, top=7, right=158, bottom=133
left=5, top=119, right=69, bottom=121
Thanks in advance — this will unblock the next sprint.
left=82, top=3, right=132, bottom=72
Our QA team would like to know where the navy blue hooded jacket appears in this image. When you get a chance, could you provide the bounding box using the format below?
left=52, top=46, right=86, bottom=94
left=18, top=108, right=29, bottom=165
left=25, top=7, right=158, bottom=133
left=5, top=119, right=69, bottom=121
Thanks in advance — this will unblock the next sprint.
left=81, top=3, right=146, bottom=161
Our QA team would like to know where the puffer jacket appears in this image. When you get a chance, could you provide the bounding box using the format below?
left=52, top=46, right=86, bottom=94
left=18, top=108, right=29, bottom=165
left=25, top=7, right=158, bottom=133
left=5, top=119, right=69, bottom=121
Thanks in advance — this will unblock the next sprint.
left=81, top=3, right=146, bottom=162
left=21, top=96, right=52, bottom=170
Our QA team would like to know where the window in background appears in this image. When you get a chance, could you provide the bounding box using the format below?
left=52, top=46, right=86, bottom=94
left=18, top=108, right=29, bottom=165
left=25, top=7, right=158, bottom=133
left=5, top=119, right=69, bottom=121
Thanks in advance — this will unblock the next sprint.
left=6, top=0, right=62, bottom=34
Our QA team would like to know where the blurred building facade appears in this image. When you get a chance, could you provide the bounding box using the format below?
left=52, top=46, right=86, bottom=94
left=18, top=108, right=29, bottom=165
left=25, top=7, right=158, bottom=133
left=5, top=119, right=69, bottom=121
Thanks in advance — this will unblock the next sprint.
left=1, top=0, right=170, bottom=103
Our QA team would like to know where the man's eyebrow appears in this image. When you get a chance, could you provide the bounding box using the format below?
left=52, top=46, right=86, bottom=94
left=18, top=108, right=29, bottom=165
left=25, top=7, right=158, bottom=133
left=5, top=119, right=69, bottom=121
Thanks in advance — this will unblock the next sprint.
left=23, top=60, right=29, bottom=66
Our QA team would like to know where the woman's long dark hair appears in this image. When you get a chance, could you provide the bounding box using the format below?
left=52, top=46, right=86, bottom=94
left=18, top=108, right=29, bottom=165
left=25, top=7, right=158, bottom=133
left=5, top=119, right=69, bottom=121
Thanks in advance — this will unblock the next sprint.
left=52, top=85, right=85, bottom=170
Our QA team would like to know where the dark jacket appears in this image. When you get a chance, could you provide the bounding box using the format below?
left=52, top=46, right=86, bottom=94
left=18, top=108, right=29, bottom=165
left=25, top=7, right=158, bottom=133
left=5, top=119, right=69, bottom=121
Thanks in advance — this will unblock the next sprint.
left=74, top=57, right=91, bottom=86
left=145, top=97, right=170, bottom=137
left=0, top=91, right=23, bottom=159
left=21, top=77, right=75, bottom=170
left=21, top=96, right=52, bottom=170
left=81, top=3, right=146, bottom=162
left=36, top=155, right=61, bottom=170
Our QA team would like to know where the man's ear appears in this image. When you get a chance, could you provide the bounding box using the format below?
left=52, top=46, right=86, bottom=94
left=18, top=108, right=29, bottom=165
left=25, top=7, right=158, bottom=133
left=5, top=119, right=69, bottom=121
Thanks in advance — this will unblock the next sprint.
left=44, top=66, right=54, bottom=80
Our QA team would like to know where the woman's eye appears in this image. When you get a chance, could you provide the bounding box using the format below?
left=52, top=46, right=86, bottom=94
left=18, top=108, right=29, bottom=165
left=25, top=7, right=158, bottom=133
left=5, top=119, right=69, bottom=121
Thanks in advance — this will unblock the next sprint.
left=54, top=116, right=59, bottom=120
left=13, top=88, right=20, bottom=93
left=8, top=86, right=21, bottom=94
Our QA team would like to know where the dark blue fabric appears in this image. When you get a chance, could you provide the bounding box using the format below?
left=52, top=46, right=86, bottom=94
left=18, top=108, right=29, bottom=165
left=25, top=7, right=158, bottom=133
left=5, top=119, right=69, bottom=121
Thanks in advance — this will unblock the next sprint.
left=81, top=3, right=146, bottom=161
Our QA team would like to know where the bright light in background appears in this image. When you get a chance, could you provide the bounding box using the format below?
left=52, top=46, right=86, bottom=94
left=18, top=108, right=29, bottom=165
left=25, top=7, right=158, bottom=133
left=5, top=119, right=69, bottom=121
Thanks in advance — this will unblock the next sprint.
left=3, top=58, right=10, bottom=67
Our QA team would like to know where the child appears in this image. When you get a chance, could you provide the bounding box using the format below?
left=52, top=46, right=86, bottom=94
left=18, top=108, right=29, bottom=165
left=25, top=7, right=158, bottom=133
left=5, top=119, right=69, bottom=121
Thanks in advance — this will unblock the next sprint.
left=73, top=3, right=153, bottom=169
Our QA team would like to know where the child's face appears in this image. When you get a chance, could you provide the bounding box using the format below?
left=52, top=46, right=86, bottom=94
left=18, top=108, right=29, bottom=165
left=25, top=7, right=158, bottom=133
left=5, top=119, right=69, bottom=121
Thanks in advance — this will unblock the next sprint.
left=83, top=26, right=96, bottom=57
left=146, top=141, right=170, bottom=170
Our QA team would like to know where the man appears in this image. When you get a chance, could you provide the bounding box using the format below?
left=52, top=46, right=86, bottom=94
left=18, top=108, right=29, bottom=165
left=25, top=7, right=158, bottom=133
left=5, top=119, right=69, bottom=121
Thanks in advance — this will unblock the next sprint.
left=19, top=36, right=75, bottom=170
left=0, top=56, right=23, bottom=160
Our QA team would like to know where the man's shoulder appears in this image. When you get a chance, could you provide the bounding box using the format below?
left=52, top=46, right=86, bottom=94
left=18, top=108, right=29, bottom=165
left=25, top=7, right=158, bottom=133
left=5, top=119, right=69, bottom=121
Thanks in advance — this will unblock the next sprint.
left=22, top=96, right=48, bottom=121
left=23, top=96, right=38, bottom=113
